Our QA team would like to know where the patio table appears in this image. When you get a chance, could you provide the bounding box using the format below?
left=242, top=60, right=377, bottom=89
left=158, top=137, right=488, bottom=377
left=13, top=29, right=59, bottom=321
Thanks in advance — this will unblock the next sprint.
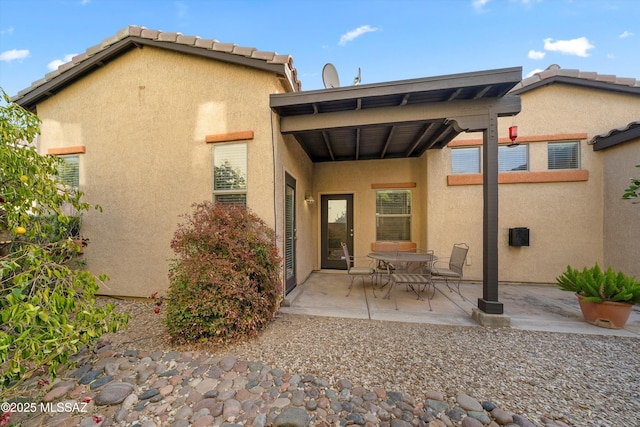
left=367, top=251, right=437, bottom=297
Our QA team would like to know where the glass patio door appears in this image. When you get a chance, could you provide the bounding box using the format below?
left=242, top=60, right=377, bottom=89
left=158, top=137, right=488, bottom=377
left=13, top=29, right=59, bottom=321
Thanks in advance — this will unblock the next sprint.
left=320, top=194, right=353, bottom=270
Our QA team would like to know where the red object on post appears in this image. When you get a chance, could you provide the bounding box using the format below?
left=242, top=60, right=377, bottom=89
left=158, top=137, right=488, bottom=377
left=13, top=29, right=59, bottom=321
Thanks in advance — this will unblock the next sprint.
left=509, top=125, right=518, bottom=142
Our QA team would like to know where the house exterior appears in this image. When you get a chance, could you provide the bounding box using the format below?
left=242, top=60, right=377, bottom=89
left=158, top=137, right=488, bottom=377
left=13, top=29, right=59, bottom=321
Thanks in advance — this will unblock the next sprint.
left=12, top=26, right=640, bottom=307
left=436, top=65, right=640, bottom=284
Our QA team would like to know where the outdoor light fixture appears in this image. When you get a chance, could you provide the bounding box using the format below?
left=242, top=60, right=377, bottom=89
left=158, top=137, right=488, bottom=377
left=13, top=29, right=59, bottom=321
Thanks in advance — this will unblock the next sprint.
left=507, top=125, right=519, bottom=147
left=304, top=193, right=315, bottom=205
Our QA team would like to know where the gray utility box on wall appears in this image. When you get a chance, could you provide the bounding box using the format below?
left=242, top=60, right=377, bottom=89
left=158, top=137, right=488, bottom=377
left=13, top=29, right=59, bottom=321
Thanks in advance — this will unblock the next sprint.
left=509, top=227, right=530, bottom=246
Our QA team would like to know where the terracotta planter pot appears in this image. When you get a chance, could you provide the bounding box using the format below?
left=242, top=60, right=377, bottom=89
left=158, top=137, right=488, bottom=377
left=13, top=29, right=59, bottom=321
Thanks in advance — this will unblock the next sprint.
left=576, top=294, right=633, bottom=329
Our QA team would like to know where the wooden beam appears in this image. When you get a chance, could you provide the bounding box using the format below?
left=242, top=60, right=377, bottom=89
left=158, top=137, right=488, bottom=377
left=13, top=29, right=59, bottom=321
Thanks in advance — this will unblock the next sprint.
left=380, top=126, right=397, bottom=159
left=279, top=96, right=521, bottom=133
left=479, top=109, right=503, bottom=315
left=406, top=122, right=437, bottom=156
left=322, top=131, right=335, bottom=161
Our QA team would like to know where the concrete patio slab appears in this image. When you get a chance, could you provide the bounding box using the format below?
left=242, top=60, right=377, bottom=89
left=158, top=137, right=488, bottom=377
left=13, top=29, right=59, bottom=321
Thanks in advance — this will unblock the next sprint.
left=281, top=272, right=640, bottom=338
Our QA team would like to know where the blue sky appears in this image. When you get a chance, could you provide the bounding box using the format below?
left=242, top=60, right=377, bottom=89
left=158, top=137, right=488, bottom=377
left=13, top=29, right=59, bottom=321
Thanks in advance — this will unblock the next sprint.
left=1, top=0, right=638, bottom=97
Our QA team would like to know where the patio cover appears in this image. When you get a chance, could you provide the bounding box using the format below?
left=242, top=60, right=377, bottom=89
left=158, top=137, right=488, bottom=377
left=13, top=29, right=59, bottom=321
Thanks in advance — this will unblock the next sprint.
left=270, top=66, right=523, bottom=314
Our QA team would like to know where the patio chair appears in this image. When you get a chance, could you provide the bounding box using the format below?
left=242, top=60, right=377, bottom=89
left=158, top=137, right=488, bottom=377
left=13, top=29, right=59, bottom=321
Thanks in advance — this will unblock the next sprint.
left=388, top=249, right=435, bottom=311
left=430, top=243, right=469, bottom=297
left=371, top=242, right=400, bottom=286
left=341, top=242, right=375, bottom=297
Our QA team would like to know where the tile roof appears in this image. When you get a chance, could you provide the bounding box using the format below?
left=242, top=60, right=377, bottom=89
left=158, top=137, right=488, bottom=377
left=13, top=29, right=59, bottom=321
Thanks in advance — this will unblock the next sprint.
left=13, top=25, right=301, bottom=104
left=510, top=64, right=640, bottom=94
left=590, top=120, right=640, bottom=151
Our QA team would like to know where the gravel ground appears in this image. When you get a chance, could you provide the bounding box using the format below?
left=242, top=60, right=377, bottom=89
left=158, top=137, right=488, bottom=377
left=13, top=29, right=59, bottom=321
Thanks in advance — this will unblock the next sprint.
left=100, top=297, right=640, bottom=426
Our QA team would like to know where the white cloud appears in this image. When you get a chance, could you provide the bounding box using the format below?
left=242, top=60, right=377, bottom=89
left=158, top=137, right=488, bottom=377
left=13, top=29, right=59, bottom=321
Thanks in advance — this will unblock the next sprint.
left=0, top=48, right=30, bottom=62
left=339, top=25, right=379, bottom=46
left=543, top=37, right=594, bottom=57
left=526, top=68, right=544, bottom=78
left=619, top=30, right=633, bottom=39
left=47, top=53, right=77, bottom=71
left=472, top=0, right=490, bottom=11
left=0, top=26, right=14, bottom=35
left=528, top=50, right=546, bottom=60
left=81, top=0, right=91, bottom=5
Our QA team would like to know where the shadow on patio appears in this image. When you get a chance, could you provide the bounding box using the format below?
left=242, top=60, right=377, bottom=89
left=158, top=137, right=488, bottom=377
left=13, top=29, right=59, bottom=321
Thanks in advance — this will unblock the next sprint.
left=281, top=272, right=640, bottom=338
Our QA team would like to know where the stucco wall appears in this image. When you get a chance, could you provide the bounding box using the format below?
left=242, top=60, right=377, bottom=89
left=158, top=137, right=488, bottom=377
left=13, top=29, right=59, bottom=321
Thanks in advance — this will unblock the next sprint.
left=428, top=84, right=640, bottom=284
left=272, top=127, right=315, bottom=287
left=37, top=46, right=285, bottom=297
left=601, top=139, right=640, bottom=280
left=313, top=158, right=426, bottom=267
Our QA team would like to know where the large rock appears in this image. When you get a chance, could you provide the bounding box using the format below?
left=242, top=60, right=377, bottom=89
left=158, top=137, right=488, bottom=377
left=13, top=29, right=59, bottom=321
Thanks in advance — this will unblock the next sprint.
left=273, top=405, right=309, bottom=427
left=457, top=393, right=483, bottom=412
left=94, top=382, right=135, bottom=406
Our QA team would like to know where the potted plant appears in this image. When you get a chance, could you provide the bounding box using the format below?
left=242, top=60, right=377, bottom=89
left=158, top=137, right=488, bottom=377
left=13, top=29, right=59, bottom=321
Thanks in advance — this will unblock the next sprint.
left=556, top=264, right=640, bottom=329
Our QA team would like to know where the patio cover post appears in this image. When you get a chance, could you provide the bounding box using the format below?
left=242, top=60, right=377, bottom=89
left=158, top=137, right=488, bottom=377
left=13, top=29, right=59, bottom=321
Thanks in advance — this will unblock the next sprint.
left=478, top=110, right=504, bottom=314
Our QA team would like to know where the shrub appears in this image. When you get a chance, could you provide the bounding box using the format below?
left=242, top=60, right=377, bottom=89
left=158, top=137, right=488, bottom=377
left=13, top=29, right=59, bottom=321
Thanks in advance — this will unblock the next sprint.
left=0, top=89, right=129, bottom=393
left=556, top=264, right=640, bottom=304
left=165, top=201, right=281, bottom=344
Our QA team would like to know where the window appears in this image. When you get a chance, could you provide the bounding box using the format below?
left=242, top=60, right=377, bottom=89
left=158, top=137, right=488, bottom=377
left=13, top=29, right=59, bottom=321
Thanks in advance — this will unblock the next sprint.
left=57, top=155, right=79, bottom=188
left=498, top=144, right=528, bottom=171
left=451, top=147, right=480, bottom=174
left=213, top=143, right=247, bottom=205
left=548, top=142, right=579, bottom=169
left=376, top=190, right=411, bottom=241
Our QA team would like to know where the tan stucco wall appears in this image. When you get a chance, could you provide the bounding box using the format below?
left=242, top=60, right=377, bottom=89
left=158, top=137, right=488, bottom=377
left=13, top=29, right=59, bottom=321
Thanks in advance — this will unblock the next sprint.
left=601, top=139, right=640, bottom=280
left=272, top=128, right=315, bottom=286
left=313, top=158, right=426, bottom=267
left=37, top=46, right=288, bottom=297
left=429, top=84, right=640, bottom=284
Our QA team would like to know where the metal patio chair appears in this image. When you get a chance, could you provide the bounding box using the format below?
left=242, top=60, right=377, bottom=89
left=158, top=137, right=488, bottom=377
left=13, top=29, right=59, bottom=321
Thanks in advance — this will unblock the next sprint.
left=388, top=249, right=435, bottom=311
left=341, top=242, right=375, bottom=297
left=371, top=242, right=400, bottom=286
left=429, top=243, right=469, bottom=297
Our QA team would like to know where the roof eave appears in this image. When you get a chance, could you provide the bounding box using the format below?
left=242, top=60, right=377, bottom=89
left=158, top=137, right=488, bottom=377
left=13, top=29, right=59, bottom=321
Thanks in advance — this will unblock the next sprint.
left=510, top=76, right=640, bottom=96
left=271, top=66, right=523, bottom=108
left=590, top=121, right=640, bottom=151
left=14, top=36, right=295, bottom=110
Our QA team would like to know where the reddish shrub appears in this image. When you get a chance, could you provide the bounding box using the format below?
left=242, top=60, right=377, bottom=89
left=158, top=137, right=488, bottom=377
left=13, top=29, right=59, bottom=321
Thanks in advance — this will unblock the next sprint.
left=165, top=202, right=281, bottom=344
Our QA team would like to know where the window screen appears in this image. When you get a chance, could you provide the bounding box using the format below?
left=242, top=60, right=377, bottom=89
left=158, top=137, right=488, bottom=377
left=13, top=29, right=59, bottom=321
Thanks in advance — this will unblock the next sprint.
left=213, top=143, right=247, bottom=205
left=57, top=155, right=79, bottom=188
left=376, top=190, right=411, bottom=241
left=451, top=147, right=480, bottom=174
left=548, top=142, right=579, bottom=169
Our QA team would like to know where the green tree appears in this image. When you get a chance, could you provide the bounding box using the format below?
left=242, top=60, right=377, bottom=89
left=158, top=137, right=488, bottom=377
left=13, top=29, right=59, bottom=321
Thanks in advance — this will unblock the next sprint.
left=0, top=89, right=128, bottom=395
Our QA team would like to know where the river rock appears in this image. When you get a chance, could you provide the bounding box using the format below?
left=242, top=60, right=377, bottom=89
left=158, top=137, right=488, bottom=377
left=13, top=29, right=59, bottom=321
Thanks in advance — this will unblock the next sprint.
left=94, top=382, right=135, bottom=405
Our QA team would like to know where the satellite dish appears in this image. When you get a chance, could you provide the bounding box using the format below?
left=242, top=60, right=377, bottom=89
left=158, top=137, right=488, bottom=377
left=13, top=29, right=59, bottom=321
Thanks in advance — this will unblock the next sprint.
left=322, top=63, right=340, bottom=88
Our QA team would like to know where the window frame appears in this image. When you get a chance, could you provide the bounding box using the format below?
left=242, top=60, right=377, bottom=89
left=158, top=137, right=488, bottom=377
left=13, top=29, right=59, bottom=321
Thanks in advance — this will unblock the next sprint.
left=548, top=141, right=580, bottom=170
left=212, top=142, right=248, bottom=205
left=375, top=189, right=412, bottom=242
